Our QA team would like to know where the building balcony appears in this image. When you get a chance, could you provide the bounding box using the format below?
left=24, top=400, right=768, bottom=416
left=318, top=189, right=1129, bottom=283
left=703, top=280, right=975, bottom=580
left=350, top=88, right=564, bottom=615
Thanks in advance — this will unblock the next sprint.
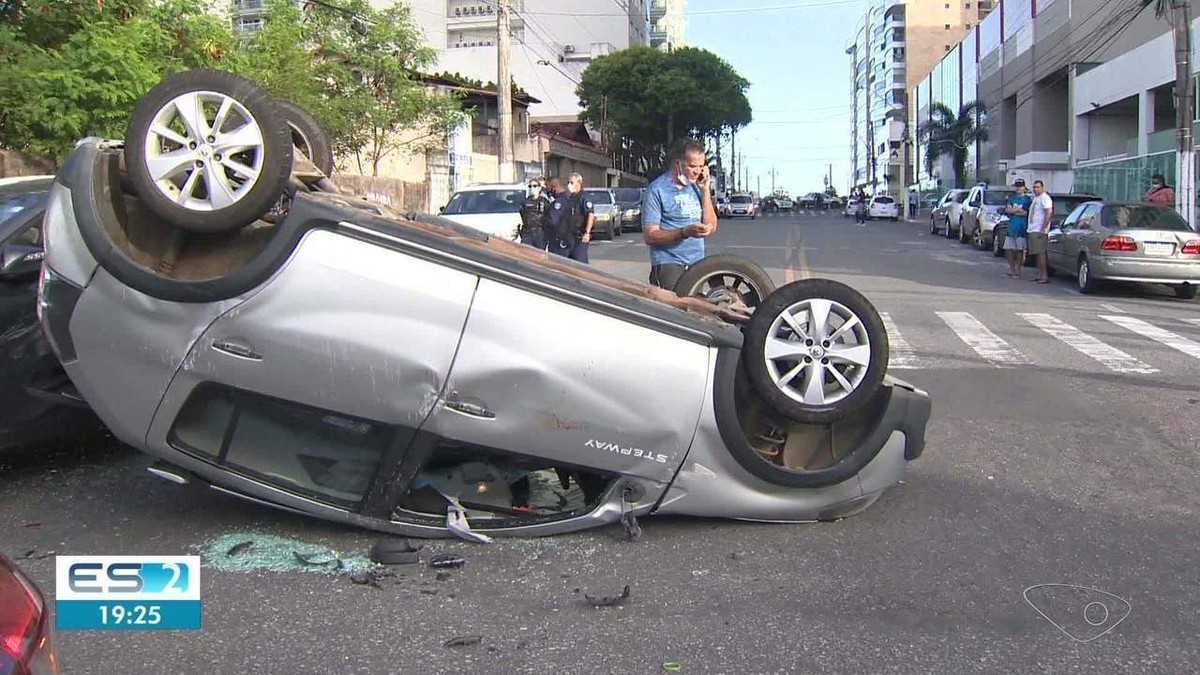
left=650, top=0, right=667, bottom=20
left=650, top=26, right=668, bottom=40
left=233, top=0, right=265, bottom=12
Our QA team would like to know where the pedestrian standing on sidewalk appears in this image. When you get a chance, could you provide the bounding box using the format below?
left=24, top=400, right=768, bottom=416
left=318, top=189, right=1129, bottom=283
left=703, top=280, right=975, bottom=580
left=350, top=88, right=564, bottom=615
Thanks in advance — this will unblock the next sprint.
left=1003, top=178, right=1033, bottom=279
left=1144, top=173, right=1175, bottom=205
left=1026, top=179, right=1054, bottom=283
left=642, top=137, right=717, bottom=289
left=546, top=172, right=594, bottom=264
left=855, top=196, right=868, bottom=224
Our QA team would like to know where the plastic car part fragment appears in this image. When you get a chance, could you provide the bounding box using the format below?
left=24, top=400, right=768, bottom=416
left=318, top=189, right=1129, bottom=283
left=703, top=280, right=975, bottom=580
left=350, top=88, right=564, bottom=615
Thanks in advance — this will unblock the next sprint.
left=370, top=539, right=422, bottom=565
left=445, top=495, right=494, bottom=544
left=428, top=553, right=466, bottom=569
left=584, top=585, right=631, bottom=607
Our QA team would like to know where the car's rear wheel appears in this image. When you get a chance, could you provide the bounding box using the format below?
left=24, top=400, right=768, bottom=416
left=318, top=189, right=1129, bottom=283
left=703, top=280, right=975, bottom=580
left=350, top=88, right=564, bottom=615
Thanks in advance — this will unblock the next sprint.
left=742, top=279, right=888, bottom=424
left=973, top=227, right=987, bottom=250
left=124, top=69, right=293, bottom=234
left=929, top=216, right=938, bottom=234
left=673, top=254, right=776, bottom=315
left=1078, top=256, right=1097, bottom=294
left=274, top=98, right=334, bottom=177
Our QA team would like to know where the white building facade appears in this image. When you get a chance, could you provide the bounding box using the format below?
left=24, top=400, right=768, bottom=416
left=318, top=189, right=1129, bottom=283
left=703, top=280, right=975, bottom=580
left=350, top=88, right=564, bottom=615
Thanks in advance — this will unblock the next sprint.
left=404, top=0, right=652, bottom=119
left=649, top=0, right=685, bottom=52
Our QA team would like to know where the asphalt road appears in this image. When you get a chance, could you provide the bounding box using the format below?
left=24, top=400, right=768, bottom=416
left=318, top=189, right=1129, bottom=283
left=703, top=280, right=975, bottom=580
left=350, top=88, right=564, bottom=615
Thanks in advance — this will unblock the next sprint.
left=4, top=208, right=1200, bottom=674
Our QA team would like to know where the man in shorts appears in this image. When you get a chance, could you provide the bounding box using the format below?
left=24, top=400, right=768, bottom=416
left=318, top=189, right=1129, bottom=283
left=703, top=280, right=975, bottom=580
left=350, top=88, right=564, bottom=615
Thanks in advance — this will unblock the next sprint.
left=1026, top=179, right=1054, bottom=283
left=1003, top=178, right=1032, bottom=279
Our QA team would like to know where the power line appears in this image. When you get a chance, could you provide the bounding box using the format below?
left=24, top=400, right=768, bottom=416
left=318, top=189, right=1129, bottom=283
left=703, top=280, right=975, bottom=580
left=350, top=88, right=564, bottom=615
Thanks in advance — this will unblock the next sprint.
left=491, top=0, right=861, bottom=17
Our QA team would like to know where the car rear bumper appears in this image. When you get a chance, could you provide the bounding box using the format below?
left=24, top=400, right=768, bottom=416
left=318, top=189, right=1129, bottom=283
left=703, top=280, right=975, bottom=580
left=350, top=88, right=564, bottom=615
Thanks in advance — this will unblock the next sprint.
left=1092, top=256, right=1200, bottom=284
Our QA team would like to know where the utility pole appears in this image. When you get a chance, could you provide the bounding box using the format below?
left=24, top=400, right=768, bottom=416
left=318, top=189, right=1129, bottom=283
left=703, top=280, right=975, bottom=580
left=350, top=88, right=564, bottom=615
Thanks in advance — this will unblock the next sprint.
left=731, top=131, right=737, bottom=192
left=770, top=167, right=777, bottom=195
left=1171, top=0, right=1195, bottom=229
left=497, top=0, right=514, bottom=183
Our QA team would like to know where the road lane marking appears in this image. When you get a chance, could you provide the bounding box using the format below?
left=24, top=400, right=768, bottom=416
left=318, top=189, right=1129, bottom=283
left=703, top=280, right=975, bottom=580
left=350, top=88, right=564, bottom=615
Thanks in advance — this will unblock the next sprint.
left=880, top=312, right=919, bottom=369
left=1102, top=315, right=1200, bottom=360
left=783, top=225, right=795, bottom=283
left=1180, top=318, right=1200, bottom=328
left=1099, top=303, right=1126, bottom=314
left=936, top=311, right=1031, bottom=367
left=1019, top=313, right=1157, bottom=374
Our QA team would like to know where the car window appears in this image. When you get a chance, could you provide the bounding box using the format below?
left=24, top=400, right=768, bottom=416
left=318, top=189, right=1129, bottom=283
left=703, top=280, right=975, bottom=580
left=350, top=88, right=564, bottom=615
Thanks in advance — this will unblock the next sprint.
left=731, top=196, right=752, bottom=204
left=1051, top=196, right=1094, bottom=219
left=983, top=189, right=1015, bottom=206
left=967, top=190, right=982, bottom=206
left=443, top=189, right=523, bottom=215
left=0, top=189, right=48, bottom=230
left=1102, top=204, right=1192, bottom=231
left=1076, top=204, right=1102, bottom=229
left=874, top=196, right=894, bottom=204
left=584, top=190, right=613, bottom=204
left=612, top=188, right=641, bottom=202
left=953, top=191, right=968, bottom=203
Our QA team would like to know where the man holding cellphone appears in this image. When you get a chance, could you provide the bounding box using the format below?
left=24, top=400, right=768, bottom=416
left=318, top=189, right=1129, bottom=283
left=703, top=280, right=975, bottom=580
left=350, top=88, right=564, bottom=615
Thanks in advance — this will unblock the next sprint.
left=641, top=138, right=719, bottom=290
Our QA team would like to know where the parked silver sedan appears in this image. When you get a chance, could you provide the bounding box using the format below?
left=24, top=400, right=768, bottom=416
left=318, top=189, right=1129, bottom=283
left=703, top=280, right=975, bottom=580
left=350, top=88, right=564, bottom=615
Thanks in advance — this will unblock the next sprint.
left=1048, top=201, right=1200, bottom=298
left=928, top=189, right=968, bottom=235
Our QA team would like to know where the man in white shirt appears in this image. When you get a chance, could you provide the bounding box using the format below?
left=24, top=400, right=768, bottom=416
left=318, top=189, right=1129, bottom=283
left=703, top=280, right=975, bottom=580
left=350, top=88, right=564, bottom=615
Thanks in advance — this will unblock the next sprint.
left=1027, top=180, right=1054, bottom=283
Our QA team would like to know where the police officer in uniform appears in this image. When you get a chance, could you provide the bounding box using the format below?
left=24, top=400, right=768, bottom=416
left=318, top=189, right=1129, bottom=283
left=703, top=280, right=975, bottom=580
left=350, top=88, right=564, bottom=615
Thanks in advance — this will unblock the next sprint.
left=547, top=172, right=594, bottom=264
left=518, top=177, right=550, bottom=249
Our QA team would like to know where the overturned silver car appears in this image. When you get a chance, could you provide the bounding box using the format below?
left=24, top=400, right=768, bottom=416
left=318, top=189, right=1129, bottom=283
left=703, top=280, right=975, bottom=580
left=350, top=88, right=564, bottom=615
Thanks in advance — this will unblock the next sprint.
left=36, top=70, right=930, bottom=538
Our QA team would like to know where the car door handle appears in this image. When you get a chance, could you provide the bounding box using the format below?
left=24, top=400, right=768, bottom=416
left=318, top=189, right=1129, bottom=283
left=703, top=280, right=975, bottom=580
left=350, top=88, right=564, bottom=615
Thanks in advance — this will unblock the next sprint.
left=444, top=394, right=495, bottom=419
left=211, top=338, right=262, bottom=361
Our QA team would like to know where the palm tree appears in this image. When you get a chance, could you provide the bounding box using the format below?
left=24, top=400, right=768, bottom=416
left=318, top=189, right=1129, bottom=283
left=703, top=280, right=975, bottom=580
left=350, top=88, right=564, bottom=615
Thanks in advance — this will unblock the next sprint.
left=920, top=101, right=988, bottom=188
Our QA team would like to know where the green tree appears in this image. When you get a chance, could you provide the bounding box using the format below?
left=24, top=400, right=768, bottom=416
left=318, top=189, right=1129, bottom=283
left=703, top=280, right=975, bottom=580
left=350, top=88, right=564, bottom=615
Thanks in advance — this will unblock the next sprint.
left=0, top=0, right=238, bottom=161
left=920, top=101, right=988, bottom=188
left=576, top=45, right=751, bottom=175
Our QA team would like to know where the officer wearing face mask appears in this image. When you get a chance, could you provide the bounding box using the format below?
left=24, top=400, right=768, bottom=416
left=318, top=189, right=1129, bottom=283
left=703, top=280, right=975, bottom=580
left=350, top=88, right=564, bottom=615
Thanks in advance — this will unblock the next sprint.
left=519, top=178, right=550, bottom=250
left=546, top=172, right=594, bottom=263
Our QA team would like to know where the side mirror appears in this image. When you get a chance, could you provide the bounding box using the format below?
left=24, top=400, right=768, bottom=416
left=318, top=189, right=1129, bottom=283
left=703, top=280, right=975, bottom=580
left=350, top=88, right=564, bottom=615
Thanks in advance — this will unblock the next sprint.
left=0, top=244, right=44, bottom=279
left=438, top=206, right=446, bottom=214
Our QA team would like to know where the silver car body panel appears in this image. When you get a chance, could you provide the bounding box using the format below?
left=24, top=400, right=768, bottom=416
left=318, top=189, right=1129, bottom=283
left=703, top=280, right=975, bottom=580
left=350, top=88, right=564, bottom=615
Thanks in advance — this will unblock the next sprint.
left=41, top=183, right=98, bottom=287
left=147, top=229, right=477, bottom=445
left=424, top=277, right=710, bottom=482
left=63, top=268, right=242, bottom=447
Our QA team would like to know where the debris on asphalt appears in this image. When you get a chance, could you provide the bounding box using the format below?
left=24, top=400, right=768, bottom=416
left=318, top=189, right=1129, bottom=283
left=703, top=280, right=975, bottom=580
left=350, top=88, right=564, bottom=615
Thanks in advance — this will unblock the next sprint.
left=420, top=588, right=439, bottom=596
left=662, top=662, right=683, bottom=672
left=350, top=570, right=382, bottom=588
left=226, top=541, right=254, bottom=557
left=293, top=549, right=339, bottom=567
left=429, top=553, right=466, bottom=569
left=584, top=585, right=631, bottom=607
left=443, top=635, right=482, bottom=648
left=370, top=539, right=422, bottom=565
left=17, top=547, right=54, bottom=561
left=201, top=533, right=373, bottom=575
left=20, top=522, right=42, bottom=528
left=436, top=571, right=451, bottom=582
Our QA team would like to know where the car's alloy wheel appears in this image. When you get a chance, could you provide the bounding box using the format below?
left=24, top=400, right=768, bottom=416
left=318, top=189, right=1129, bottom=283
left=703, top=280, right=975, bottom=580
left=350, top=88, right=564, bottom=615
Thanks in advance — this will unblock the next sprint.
left=973, top=227, right=987, bottom=250
left=742, top=279, right=888, bottom=424
left=274, top=98, right=334, bottom=176
left=673, top=254, right=776, bottom=315
left=124, top=69, right=293, bottom=234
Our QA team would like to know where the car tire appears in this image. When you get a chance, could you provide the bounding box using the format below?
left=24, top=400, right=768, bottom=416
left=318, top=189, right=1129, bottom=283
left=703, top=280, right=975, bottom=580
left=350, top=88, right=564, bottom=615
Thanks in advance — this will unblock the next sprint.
left=273, top=98, right=334, bottom=177
left=973, top=227, right=988, bottom=250
left=1078, top=256, right=1097, bottom=294
left=992, top=229, right=1005, bottom=257
left=125, top=69, right=293, bottom=234
left=929, top=217, right=938, bottom=234
left=945, top=219, right=956, bottom=239
left=742, top=279, right=888, bottom=424
left=1175, top=284, right=1197, bottom=300
left=673, top=254, right=776, bottom=314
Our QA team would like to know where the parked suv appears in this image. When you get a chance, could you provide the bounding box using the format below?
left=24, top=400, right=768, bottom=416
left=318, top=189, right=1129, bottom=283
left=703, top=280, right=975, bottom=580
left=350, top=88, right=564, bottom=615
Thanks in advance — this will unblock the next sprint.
left=958, top=184, right=1016, bottom=249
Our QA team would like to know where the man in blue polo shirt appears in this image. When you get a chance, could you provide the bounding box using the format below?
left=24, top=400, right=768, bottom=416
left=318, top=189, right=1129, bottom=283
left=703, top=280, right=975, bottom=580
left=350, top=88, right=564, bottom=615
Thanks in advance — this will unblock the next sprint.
left=641, top=138, right=719, bottom=290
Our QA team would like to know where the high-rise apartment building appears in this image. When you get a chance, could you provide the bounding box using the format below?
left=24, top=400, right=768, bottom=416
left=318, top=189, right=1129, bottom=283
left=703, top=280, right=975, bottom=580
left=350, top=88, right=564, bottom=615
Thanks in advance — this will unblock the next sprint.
left=848, top=0, right=993, bottom=195
left=406, top=0, right=651, bottom=119
left=649, top=0, right=685, bottom=52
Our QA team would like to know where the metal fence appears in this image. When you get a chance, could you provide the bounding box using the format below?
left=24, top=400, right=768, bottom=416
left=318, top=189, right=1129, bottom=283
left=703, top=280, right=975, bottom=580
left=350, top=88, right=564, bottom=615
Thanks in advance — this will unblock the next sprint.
left=1072, top=151, right=1177, bottom=202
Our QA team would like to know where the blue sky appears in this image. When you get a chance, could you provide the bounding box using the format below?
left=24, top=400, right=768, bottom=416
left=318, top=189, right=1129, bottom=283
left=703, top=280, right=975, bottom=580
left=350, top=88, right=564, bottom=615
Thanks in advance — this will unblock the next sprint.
left=684, top=0, right=865, bottom=196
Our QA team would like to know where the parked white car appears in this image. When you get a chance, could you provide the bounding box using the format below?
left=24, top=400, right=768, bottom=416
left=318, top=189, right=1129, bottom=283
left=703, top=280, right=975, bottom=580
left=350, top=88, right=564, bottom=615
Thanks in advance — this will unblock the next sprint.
left=929, top=189, right=969, bottom=235
left=868, top=196, right=899, bottom=221
left=438, top=183, right=527, bottom=240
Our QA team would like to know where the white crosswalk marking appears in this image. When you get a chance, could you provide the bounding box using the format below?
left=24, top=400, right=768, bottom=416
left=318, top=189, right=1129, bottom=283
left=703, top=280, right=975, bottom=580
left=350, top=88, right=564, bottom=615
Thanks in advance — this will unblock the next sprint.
left=1180, top=318, right=1200, bottom=329
left=1102, top=315, right=1200, bottom=360
left=879, top=312, right=918, bottom=369
left=936, top=311, right=1031, bottom=367
left=1019, top=313, right=1158, bottom=374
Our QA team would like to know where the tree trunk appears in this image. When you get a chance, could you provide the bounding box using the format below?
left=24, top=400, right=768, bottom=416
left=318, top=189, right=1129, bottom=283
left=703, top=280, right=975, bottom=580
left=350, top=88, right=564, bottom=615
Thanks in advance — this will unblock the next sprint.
left=953, top=146, right=968, bottom=189
left=666, top=114, right=675, bottom=148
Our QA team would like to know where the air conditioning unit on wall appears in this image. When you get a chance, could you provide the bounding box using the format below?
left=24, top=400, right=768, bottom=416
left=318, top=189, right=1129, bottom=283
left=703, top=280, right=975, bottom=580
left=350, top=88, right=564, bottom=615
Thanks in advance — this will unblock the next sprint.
left=563, top=45, right=576, bottom=53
